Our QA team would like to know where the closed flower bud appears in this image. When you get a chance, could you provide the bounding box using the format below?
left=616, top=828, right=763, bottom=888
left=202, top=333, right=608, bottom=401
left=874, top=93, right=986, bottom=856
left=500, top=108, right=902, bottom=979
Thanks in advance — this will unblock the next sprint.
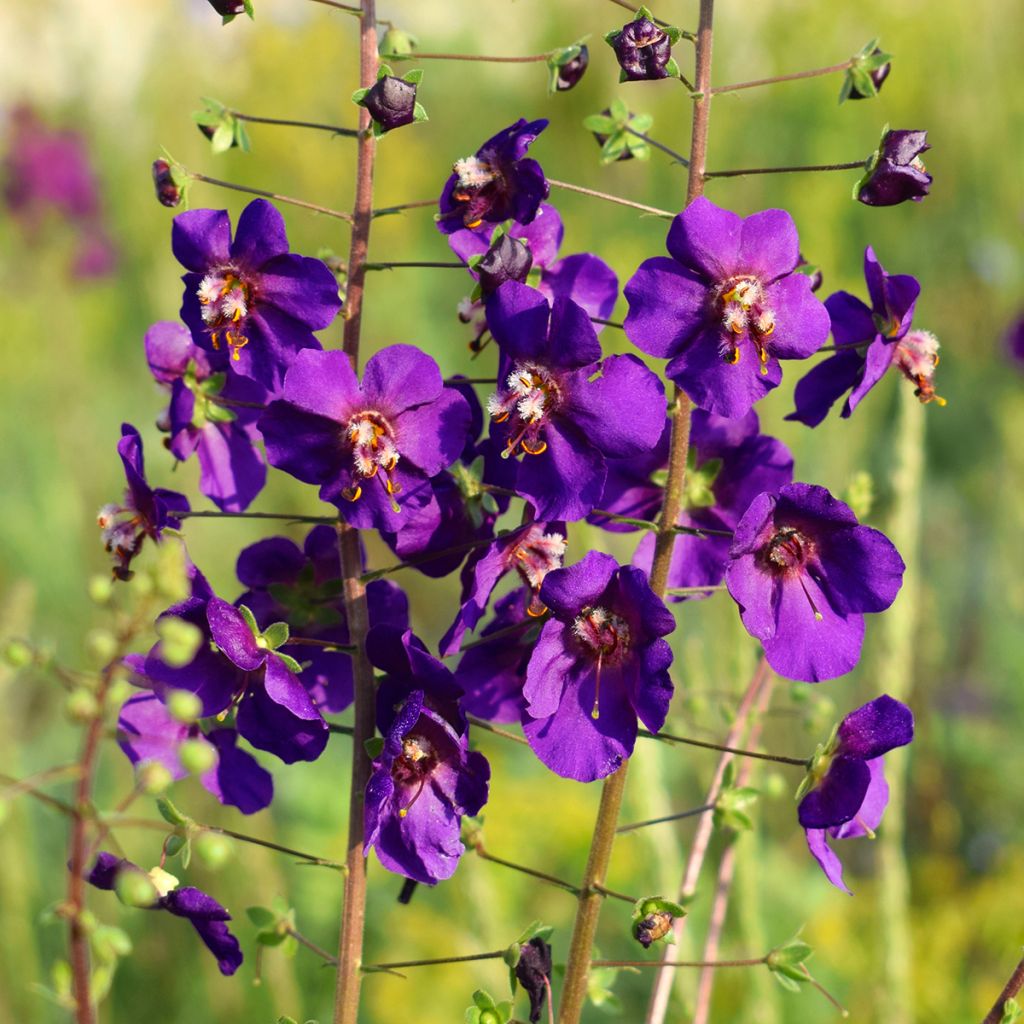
left=136, top=761, right=174, bottom=795
left=194, top=831, right=233, bottom=869
left=555, top=45, right=589, bottom=91
left=477, top=233, right=533, bottom=296
left=179, top=737, right=218, bottom=776
left=152, top=159, right=183, bottom=208
left=856, top=129, right=932, bottom=207
left=847, top=48, right=891, bottom=100
left=608, top=17, right=673, bottom=81
left=167, top=689, right=203, bottom=724
left=363, top=76, right=417, bottom=132
left=514, top=937, right=553, bottom=1023
left=206, top=0, right=246, bottom=15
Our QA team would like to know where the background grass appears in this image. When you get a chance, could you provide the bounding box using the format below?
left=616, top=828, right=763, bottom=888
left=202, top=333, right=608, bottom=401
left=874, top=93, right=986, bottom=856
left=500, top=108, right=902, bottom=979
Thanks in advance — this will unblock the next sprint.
left=0, top=0, right=1022, bottom=1021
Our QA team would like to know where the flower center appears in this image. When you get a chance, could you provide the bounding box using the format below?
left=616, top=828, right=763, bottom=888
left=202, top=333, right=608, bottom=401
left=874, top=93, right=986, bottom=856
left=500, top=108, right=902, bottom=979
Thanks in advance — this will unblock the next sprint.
left=488, top=362, right=563, bottom=459
left=197, top=268, right=254, bottom=362
left=894, top=329, right=945, bottom=406
left=761, top=527, right=825, bottom=621
left=340, top=410, right=402, bottom=512
left=572, top=606, right=631, bottom=720
left=715, top=275, right=777, bottom=375
left=392, top=733, right=437, bottom=817
left=510, top=527, right=567, bottom=616
left=451, top=154, right=506, bottom=229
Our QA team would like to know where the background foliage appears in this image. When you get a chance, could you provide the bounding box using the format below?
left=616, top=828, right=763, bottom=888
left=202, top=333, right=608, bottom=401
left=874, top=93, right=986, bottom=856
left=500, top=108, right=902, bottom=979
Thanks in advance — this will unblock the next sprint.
left=0, top=0, right=1021, bottom=1021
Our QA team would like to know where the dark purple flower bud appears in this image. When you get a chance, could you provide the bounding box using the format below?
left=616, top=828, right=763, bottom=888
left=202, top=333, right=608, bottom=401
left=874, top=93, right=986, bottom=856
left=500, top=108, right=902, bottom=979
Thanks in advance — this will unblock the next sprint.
left=856, top=130, right=932, bottom=207
left=477, top=233, right=533, bottom=296
left=555, top=45, right=589, bottom=91
left=85, top=852, right=243, bottom=975
left=847, top=48, right=891, bottom=100
left=796, top=254, right=823, bottom=293
left=515, top=937, right=553, bottom=1023
left=725, top=483, right=905, bottom=682
left=608, top=17, right=673, bottom=81
left=363, top=75, right=417, bottom=132
left=152, top=159, right=183, bottom=208
left=799, top=695, right=913, bottom=892
left=207, top=0, right=246, bottom=14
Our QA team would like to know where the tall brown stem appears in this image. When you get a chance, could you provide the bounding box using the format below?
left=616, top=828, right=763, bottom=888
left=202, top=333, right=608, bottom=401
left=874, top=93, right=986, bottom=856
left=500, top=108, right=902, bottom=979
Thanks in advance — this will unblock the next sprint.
left=982, top=955, right=1024, bottom=1024
left=331, top=3, right=378, bottom=1023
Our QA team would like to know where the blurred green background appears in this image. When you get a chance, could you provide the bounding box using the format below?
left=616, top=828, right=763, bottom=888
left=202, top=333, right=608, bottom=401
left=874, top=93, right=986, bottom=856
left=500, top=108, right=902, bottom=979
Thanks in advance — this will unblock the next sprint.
left=1, top=0, right=1022, bottom=1021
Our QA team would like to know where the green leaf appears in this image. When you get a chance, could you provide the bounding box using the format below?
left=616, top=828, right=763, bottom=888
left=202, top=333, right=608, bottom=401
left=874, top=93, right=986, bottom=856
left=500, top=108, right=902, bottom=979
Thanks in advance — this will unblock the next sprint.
left=163, top=833, right=186, bottom=857
left=247, top=906, right=277, bottom=929
left=583, top=114, right=615, bottom=133
left=609, top=97, right=629, bottom=121
left=180, top=838, right=192, bottom=870
left=364, top=736, right=385, bottom=759
left=275, top=652, right=304, bottom=675
left=351, top=87, right=370, bottom=105
left=234, top=119, right=252, bottom=152
left=664, top=56, right=681, bottom=80
left=412, top=102, right=429, bottom=123
left=156, top=796, right=190, bottom=826
left=1001, top=998, right=1023, bottom=1024
left=403, top=68, right=424, bottom=84
left=210, top=120, right=235, bottom=154
left=262, top=621, right=290, bottom=649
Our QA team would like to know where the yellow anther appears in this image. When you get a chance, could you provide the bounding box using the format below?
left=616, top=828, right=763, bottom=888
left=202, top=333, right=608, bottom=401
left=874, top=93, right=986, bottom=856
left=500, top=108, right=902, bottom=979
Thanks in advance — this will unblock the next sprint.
left=521, top=439, right=548, bottom=456
left=726, top=347, right=741, bottom=365
left=342, top=485, right=362, bottom=502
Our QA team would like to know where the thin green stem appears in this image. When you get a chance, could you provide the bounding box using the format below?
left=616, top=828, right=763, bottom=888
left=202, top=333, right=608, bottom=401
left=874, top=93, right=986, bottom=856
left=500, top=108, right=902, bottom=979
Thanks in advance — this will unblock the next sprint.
left=606, top=0, right=684, bottom=33
left=710, top=59, right=853, bottom=95
left=186, top=171, right=354, bottom=222
left=380, top=51, right=549, bottom=63
left=595, top=957, right=767, bottom=969
left=624, top=126, right=690, bottom=166
left=231, top=110, right=359, bottom=138
left=466, top=716, right=530, bottom=746
left=364, top=951, right=505, bottom=971
left=706, top=160, right=865, bottom=179
left=287, top=637, right=357, bottom=652
left=616, top=804, right=715, bottom=834
left=590, top=317, right=625, bottom=330
left=365, top=260, right=466, bottom=270
left=204, top=825, right=343, bottom=869
left=371, top=199, right=436, bottom=217
left=328, top=723, right=354, bottom=736
left=547, top=178, right=673, bottom=219
left=475, top=846, right=580, bottom=897
left=665, top=585, right=725, bottom=596
left=307, top=0, right=361, bottom=13
left=444, top=377, right=496, bottom=384
left=453, top=617, right=544, bottom=657
left=639, top=729, right=808, bottom=767
left=288, top=927, right=340, bottom=965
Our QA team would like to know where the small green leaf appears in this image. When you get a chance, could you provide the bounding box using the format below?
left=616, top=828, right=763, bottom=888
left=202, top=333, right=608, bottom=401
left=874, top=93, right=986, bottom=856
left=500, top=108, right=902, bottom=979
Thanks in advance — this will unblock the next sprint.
left=247, top=906, right=277, bottom=929
left=210, top=120, right=235, bottom=154
left=156, top=796, right=190, bottom=826
left=275, top=652, right=304, bottom=675
left=583, top=114, right=616, bottom=133
left=403, top=68, right=424, bottom=84
left=351, top=87, right=370, bottom=105
left=234, top=119, right=252, bottom=152
left=262, top=621, right=290, bottom=649
left=412, top=102, right=429, bottom=123
left=1001, top=997, right=1023, bottom=1024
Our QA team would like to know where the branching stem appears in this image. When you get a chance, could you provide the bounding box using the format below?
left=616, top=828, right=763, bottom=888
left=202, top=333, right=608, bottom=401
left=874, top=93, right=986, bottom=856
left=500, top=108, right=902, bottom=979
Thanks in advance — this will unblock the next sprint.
left=710, top=59, right=854, bottom=94
left=185, top=171, right=354, bottom=222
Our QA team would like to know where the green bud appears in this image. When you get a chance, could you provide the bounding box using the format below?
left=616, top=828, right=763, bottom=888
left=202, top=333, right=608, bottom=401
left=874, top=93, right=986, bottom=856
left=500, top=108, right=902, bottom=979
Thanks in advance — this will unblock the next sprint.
left=2, top=638, right=34, bottom=668
left=87, top=575, right=114, bottom=605
left=115, top=869, right=159, bottom=908
left=844, top=470, right=874, bottom=521
left=85, top=629, right=118, bottom=664
left=167, top=689, right=203, bottom=724
left=154, top=539, right=191, bottom=602
left=762, top=772, right=787, bottom=799
left=156, top=617, right=204, bottom=668
left=66, top=689, right=100, bottom=723
left=179, top=738, right=217, bottom=776
left=379, top=26, right=416, bottom=56
left=91, top=924, right=133, bottom=960
left=136, top=761, right=174, bottom=795
left=194, top=831, right=233, bottom=869
left=104, top=677, right=132, bottom=713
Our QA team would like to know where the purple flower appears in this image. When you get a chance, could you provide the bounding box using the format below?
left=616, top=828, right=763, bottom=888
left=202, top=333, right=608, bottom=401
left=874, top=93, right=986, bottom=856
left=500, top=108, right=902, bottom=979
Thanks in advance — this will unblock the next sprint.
left=554, top=46, right=589, bottom=91
left=624, top=197, right=830, bottom=418
left=145, top=321, right=267, bottom=512
left=725, top=483, right=905, bottom=682
left=118, top=692, right=272, bottom=814
left=137, top=566, right=328, bottom=764
left=799, top=695, right=914, bottom=892
left=617, top=411, right=793, bottom=599
left=438, top=119, right=549, bottom=233
left=85, top=852, right=242, bottom=975
left=515, top=937, right=554, bottom=1023
left=98, top=424, right=189, bottom=581
left=521, top=551, right=675, bottom=782
left=259, top=345, right=471, bottom=533
left=207, top=0, right=246, bottom=16
left=856, top=129, right=932, bottom=207
left=485, top=283, right=666, bottom=521
left=608, top=17, right=674, bottom=81
left=364, top=688, right=490, bottom=884
left=787, top=248, right=924, bottom=427
left=440, top=519, right=566, bottom=656
left=236, top=526, right=408, bottom=712
left=173, top=198, right=341, bottom=389
left=152, top=159, right=183, bottom=208
left=361, top=75, right=418, bottom=132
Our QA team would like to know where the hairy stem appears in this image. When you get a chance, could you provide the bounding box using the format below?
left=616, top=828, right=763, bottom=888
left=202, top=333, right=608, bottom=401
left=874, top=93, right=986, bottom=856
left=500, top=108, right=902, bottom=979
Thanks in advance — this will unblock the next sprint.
left=982, top=955, right=1024, bottom=1024
left=186, top=171, right=354, bottom=221
left=710, top=59, right=853, bottom=94
left=331, top=3, right=378, bottom=1022
left=231, top=110, right=360, bottom=137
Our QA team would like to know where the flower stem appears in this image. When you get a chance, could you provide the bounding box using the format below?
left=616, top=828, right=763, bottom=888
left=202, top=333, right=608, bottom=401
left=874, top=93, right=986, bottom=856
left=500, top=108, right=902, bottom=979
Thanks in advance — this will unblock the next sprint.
left=616, top=804, right=716, bottom=834
left=359, top=533, right=500, bottom=582
left=710, top=59, right=854, bottom=95
left=203, top=824, right=343, bottom=869
left=466, top=715, right=530, bottom=746
left=982, top=955, right=1024, bottom=1024
left=590, top=316, right=625, bottom=330
left=231, top=110, right=360, bottom=138
left=380, top=50, right=550, bottom=63
left=363, top=950, right=505, bottom=971
left=288, top=637, right=357, bottom=652
left=624, top=126, right=690, bottom=166
left=474, top=845, right=580, bottom=897
left=365, top=260, right=466, bottom=270
left=705, top=160, right=866, bottom=178
left=547, top=178, right=673, bottom=219
left=640, top=728, right=808, bottom=767
left=331, top=4, right=379, bottom=1022
left=606, top=0, right=685, bottom=34
left=594, top=957, right=767, bottom=969
left=177, top=509, right=336, bottom=524
left=185, top=171, right=354, bottom=222
left=307, top=0, right=361, bottom=14
left=371, top=198, right=436, bottom=217
left=288, top=927, right=340, bottom=965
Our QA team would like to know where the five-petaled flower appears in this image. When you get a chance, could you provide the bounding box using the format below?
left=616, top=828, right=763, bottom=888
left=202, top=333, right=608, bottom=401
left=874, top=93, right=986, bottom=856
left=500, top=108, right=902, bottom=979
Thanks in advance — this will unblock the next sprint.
left=85, top=852, right=243, bottom=975
left=485, top=282, right=666, bottom=521
left=438, top=119, right=550, bottom=233
left=259, top=345, right=471, bottom=533
left=624, top=197, right=830, bottom=418
left=856, top=129, right=932, bottom=207
left=521, top=551, right=675, bottom=782
left=788, top=247, right=930, bottom=426
left=726, top=483, right=905, bottom=682
left=798, top=695, right=914, bottom=892
left=98, top=423, right=189, bottom=581
left=173, top=198, right=341, bottom=389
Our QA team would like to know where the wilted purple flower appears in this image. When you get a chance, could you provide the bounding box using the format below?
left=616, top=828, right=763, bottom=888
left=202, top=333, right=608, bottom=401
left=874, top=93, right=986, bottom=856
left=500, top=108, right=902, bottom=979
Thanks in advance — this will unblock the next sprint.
left=438, top=119, right=549, bottom=233
left=86, top=852, right=242, bottom=975
left=787, top=248, right=925, bottom=427
left=236, top=526, right=408, bottom=712
left=616, top=411, right=794, bottom=598
left=137, top=566, right=328, bottom=764
left=259, top=346, right=470, bottom=533
left=485, top=283, right=666, bottom=521
left=554, top=46, right=589, bottom=91
left=145, top=321, right=267, bottom=512
left=118, top=692, right=272, bottom=814
left=624, top=197, right=830, bottom=418
left=362, top=75, right=418, bottom=132
left=522, top=551, right=675, bottom=782
left=98, top=424, right=189, bottom=581
left=152, top=159, right=183, bottom=207
left=608, top=17, right=673, bottom=81
left=856, top=130, right=932, bottom=207
left=800, top=695, right=914, bottom=892
left=725, top=483, right=905, bottom=682
left=516, top=937, right=554, bottom=1023
left=173, top=199, right=341, bottom=388
left=440, top=519, right=566, bottom=656
left=364, top=687, right=490, bottom=884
